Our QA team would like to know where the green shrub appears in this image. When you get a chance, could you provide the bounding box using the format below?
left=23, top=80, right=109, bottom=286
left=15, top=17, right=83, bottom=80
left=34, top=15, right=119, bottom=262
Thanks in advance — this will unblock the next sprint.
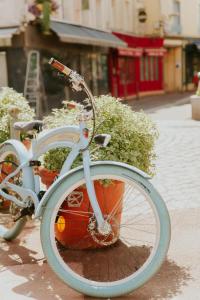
left=0, top=87, right=35, bottom=143
left=43, top=96, right=158, bottom=175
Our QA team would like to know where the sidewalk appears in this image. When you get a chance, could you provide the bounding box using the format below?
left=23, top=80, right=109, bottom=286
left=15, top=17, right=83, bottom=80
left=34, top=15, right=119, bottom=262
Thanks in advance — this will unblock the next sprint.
left=125, top=91, right=192, bottom=112
left=1, top=92, right=200, bottom=300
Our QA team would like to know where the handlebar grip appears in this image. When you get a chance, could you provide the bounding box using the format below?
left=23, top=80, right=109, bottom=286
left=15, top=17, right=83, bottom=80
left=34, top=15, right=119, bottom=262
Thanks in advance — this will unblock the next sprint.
left=49, top=58, right=72, bottom=76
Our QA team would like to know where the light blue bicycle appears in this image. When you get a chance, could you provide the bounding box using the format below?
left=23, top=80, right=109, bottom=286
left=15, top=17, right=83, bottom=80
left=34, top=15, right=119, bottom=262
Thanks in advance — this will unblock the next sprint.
left=0, top=58, right=170, bottom=298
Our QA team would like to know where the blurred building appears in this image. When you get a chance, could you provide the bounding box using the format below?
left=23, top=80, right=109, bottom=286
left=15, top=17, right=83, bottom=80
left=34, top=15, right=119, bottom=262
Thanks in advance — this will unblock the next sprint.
left=0, top=0, right=200, bottom=103
left=144, top=0, right=200, bottom=92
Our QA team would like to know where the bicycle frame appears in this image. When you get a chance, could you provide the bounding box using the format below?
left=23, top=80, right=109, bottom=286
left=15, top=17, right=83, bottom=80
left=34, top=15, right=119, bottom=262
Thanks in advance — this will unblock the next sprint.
left=0, top=119, right=106, bottom=229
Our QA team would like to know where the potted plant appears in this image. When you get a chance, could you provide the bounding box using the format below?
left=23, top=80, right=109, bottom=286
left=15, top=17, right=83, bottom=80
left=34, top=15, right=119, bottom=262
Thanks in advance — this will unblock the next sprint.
left=0, top=87, right=35, bottom=142
left=41, top=95, right=158, bottom=248
left=0, top=87, right=35, bottom=208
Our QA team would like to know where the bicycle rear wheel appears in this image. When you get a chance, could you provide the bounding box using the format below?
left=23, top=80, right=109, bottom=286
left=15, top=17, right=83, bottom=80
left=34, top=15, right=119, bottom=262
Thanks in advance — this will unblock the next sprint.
left=41, top=164, right=170, bottom=298
left=0, top=143, right=33, bottom=241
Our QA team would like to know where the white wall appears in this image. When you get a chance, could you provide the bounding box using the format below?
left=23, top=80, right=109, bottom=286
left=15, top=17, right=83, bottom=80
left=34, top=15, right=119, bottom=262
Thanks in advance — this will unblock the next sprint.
left=55, top=0, right=139, bottom=34
left=180, top=0, right=200, bottom=37
left=160, top=0, right=200, bottom=37
left=143, top=0, right=160, bottom=35
left=0, top=0, right=26, bottom=27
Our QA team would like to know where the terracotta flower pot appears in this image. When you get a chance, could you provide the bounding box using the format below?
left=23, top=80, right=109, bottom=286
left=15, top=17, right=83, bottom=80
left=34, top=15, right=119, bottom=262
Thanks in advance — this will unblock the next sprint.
left=0, top=163, right=14, bottom=209
left=55, top=180, right=125, bottom=249
left=39, top=167, right=59, bottom=189
left=22, top=138, right=31, bottom=150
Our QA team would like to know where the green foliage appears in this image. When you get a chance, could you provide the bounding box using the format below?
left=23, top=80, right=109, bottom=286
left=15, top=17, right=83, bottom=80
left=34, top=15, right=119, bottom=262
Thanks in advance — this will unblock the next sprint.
left=0, top=87, right=35, bottom=143
left=43, top=96, right=158, bottom=175
left=41, top=1, right=51, bottom=34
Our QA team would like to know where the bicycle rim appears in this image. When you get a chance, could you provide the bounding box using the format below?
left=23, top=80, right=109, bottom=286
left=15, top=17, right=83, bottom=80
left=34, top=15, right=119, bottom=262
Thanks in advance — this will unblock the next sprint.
left=41, top=165, right=170, bottom=297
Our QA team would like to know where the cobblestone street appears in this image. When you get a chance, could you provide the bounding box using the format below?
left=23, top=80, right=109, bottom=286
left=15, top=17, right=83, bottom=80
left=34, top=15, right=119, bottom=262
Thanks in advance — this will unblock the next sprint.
left=152, top=117, right=200, bottom=211
left=1, top=93, right=200, bottom=299
left=124, top=94, right=200, bottom=299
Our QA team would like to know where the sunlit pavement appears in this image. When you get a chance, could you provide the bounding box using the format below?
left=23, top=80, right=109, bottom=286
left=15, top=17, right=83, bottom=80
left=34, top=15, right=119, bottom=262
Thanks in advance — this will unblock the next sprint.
left=1, top=93, right=200, bottom=300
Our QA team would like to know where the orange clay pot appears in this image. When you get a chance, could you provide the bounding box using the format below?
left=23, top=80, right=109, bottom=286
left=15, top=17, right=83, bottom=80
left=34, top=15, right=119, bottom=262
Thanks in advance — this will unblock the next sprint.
left=0, top=163, right=14, bottom=209
left=38, top=167, right=59, bottom=189
left=22, top=139, right=31, bottom=150
left=55, top=180, right=125, bottom=249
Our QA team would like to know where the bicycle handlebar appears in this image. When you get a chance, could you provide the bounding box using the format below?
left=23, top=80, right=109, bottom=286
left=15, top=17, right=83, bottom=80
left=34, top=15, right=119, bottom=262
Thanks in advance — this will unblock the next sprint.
left=49, top=58, right=72, bottom=76
left=49, top=57, right=97, bottom=151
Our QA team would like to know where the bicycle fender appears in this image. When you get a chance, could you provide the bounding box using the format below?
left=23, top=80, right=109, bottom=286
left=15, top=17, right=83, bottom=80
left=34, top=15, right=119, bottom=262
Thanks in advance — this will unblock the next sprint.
left=0, top=139, right=32, bottom=161
left=0, top=140, right=35, bottom=190
left=35, top=161, right=150, bottom=219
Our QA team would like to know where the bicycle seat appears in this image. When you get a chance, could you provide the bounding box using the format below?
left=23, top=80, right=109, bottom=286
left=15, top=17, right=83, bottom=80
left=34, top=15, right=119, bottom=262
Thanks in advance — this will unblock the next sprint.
left=14, top=120, right=43, bottom=132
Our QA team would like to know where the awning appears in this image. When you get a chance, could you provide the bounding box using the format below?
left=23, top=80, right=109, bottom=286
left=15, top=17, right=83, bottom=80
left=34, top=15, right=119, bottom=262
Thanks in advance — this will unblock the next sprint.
left=118, top=47, right=143, bottom=57
left=0, top=27, right=18, bottom=46
left=164, top=39, right=183, bottom=47
left=145, top=48, right=167, bottom=56
left=50, top=21, right=127, bottom=48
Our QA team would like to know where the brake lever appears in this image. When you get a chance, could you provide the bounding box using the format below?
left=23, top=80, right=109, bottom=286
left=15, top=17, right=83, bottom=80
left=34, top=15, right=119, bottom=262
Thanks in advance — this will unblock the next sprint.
left=69, top=71, right=84, bottom=92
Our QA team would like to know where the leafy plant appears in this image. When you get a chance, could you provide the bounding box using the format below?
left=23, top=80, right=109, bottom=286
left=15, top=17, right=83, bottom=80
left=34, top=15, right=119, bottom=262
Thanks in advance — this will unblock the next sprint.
left=0, top=87, right=35, bottom=143
left=43, top=96, right=158, bottom=175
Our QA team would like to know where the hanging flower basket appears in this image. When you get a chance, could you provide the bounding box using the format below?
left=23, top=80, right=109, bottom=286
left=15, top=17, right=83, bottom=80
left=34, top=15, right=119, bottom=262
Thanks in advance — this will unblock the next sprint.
left=28, top=0, right=59, bottom=34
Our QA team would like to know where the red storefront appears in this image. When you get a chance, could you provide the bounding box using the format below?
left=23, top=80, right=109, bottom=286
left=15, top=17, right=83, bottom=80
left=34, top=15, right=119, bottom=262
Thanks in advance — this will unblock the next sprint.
left=109, top=33, right=166, bottom=99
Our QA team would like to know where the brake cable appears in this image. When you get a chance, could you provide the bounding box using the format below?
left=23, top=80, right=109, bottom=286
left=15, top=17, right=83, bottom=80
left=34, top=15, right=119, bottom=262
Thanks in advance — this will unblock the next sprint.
left=79, top=82, right=97, bottom=152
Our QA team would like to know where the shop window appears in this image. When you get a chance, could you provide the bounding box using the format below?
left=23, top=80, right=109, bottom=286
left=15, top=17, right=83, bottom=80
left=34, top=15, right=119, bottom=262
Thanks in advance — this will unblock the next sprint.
left=140, top=56, right=149, bottom=81
left=140, top=56, right=144, bottom=81
left=80, top=52, right=108, bottom=96
left=149, top=56, right=159, bottom=81
left=119, top=57, right=127, bottom=84
left=97, top=54, right=109, bottom=95
left=145, top=56, right=149, bottom=81
left=140, top=56, right=159, bottom=82
left=155, top=57, right=159, bottom=81
left=80, top=53, right=92, bottom=90
left=119, top=57, right=135, bottom=84
left=96, top=0, right=102, bottom=28
left=128, top=58, right=134, bottom=82
left=150, top=57, right=154, bottom=81
left=171, top=0, right=181, bottom=34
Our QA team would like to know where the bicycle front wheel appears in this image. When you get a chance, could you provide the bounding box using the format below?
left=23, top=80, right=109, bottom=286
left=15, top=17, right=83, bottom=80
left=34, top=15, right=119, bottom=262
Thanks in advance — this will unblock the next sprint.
left=41, top=164, right=170, bottom=298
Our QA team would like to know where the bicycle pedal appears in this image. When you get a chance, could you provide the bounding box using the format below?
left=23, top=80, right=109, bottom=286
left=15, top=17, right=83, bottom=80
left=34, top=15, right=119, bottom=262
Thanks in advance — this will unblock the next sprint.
left=14, top=206, right=34, bottom=222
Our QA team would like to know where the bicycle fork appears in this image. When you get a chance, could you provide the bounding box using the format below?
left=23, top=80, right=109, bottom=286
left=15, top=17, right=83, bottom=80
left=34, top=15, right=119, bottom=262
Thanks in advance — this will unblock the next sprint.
left=82, top=150, right=111, bottom=235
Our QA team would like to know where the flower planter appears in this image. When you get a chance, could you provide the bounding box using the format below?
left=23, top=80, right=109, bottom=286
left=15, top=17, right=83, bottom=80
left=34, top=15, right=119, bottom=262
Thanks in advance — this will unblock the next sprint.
left=0, top=163, right=13, bottom=209
left=190, top=95, right=200, bottom=120
left=22, top=139, right=31, bottom=150
left=39, top=167, right=125, bottom=249
left=39, top=167, right=59, bottom=189
left=55, top=180, right=125, bottom=249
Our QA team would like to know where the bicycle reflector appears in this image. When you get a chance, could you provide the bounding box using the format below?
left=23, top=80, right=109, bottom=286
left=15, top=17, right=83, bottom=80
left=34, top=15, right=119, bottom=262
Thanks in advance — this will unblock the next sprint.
left=94, top=134, right=111, bottom=147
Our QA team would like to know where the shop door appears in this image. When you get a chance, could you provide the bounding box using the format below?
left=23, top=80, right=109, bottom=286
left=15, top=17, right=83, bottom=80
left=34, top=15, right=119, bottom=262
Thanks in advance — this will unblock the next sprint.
left=140, top=55, right=163, bottom=92
left=118, top=57, right=136, bottom=98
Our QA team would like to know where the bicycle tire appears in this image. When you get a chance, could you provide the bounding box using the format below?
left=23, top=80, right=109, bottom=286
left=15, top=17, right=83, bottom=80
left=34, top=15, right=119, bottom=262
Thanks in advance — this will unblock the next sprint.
left=40, top=163, right=170, bottom=298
